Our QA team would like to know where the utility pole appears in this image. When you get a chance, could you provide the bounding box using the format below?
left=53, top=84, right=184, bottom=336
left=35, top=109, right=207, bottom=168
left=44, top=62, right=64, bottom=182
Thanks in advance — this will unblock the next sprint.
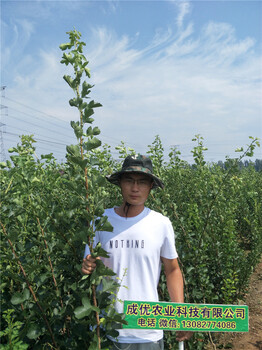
left=1, top=86, right=7, bottom=162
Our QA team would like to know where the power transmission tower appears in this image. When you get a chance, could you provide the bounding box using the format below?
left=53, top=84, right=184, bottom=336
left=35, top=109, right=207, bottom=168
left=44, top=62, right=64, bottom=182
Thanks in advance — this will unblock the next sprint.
left=1, top=86, right=7, bottom=162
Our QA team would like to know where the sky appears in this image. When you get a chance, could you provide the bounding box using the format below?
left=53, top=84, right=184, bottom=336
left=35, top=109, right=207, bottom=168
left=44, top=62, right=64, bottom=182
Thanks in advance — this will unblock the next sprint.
left=1, top=0, right=262, bottom=163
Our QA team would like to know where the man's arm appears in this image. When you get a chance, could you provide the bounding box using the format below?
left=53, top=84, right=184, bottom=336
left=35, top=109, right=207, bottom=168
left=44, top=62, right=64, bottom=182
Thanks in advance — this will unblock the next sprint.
left=162, top=257, right=184, bottom=302
left=162, top=257, right=192, bottom=342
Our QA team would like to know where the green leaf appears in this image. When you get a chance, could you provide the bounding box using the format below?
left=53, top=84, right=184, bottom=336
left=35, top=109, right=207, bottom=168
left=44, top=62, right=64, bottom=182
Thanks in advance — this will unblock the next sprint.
left=61, top=52, right=74, bottom=65
left=66, top=144, right=80, bottom=157
left=93, top=126, right=101, bottom=135
left=102, top=278, right=118, bottom=293
left=95, top=174, right=106, bottom=187
left=86, top=126, right=93, bottom=136
left=81, top=81, right=94, bottom=98
left=85, top=126, right=100, bottom=137
left=11, top=289, right=30, bottom=305
left=83, top=138, right=101, bottom=151
left=88, top=100, right=102, bottom=109
left=84, top=67, right=91, bottom=78
left=90, top=261, right=116, bottom=282
left=40, top=153, right=54, bottom=160
left=93, top=243, right=110, bottom=258
left=101, top=220, right=114, bottom=232
left=94, top=204, right=104, bottom=217
left=0, top=162, right=7, bottom=168
left=63, top=75, right=74, bottom=88
left=74, top=296, right=99, bottom=319
left=88, top=342, right=99, bottom=350
left=83, top=108, right=94, bottom=123
left=6, top=160, right=12, bottom=168
left=74, top=305, right=91, bottom=319
left=90, top=156, right=100, bottom=166
left=71, top=121, right=83, bottom=138
left=82, top=296, right=91, bottom=307
left=26, top=324, right=42, bottom=339
left=69, top=97, right=83, bottom=108
left=95, top=216, right=114, bottom=232
left=86, top=117, right=95, bottom=124
left=59, top=42, right=73, bottom=51
left=69, top=156, right=88, bottom=170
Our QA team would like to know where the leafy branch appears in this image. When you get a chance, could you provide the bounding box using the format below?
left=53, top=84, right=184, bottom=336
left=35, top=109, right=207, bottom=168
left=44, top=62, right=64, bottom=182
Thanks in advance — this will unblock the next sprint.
left=0, top=222, right=58, bottom=349
left=199, top=136, right=260, bottom=243
left=60, top=29, right=125, bottom=349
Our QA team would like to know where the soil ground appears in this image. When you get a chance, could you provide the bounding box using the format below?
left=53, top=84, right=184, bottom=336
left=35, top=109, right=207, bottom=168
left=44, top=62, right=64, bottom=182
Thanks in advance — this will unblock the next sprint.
left=212, top=258, right=262, bottom=350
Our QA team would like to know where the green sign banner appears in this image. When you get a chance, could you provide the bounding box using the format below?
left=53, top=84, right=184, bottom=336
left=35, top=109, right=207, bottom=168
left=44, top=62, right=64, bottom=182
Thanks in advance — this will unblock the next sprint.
left=123, top=301, right=248, bottom=332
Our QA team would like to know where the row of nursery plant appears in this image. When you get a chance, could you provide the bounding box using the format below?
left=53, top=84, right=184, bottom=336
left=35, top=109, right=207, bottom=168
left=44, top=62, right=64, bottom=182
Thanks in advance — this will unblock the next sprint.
left=1, top=30, right=261, bottom=350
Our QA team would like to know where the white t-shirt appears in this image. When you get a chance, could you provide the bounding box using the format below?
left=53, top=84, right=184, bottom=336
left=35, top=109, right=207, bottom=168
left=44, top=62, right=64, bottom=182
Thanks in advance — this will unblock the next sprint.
left=84, top=207, right=178, bottom=343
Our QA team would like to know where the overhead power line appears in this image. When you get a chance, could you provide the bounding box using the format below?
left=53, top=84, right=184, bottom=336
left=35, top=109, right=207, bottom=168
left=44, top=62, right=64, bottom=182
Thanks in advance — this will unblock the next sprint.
left=4, top=131, right=69, bottom=147
left=4, top=96, right=68, bottom=124
left=7, top=113, right=74, bottom=140
left=3, top=96, right=144, bottom=149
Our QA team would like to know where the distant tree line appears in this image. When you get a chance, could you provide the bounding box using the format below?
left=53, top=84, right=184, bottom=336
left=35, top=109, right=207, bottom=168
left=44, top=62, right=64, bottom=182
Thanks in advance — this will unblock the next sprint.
left=216, top=159, right=262, bottom=171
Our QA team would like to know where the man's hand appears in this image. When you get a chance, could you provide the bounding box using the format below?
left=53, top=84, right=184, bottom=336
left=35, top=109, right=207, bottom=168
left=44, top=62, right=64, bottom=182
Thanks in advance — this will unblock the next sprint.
left=81, top=254, right=99, bottom=275
left=176, top=331, right=193, bottom=342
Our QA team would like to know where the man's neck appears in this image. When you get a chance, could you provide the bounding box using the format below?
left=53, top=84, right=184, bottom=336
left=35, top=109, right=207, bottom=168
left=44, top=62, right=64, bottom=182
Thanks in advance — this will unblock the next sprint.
left=115, top=203, right=145, bottom=218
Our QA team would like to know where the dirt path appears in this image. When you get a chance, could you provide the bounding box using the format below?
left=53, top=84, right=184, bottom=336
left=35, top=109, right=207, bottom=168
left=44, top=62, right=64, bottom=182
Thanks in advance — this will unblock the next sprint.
left=228, top=258, right=262, bottom=350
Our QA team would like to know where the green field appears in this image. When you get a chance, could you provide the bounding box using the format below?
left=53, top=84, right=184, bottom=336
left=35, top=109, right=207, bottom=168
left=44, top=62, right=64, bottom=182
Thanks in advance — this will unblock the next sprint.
left=1, top=30, right=261, bottom=350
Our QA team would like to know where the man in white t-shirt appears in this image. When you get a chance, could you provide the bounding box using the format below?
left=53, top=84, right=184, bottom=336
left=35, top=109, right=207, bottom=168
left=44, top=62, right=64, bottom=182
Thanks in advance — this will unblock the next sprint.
left=82, top=154, right=191, bottom=349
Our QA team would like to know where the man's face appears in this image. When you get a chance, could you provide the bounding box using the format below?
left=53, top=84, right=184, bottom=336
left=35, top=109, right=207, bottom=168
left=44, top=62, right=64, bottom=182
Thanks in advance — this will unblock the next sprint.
left=119, top=173, right=153, bottom=207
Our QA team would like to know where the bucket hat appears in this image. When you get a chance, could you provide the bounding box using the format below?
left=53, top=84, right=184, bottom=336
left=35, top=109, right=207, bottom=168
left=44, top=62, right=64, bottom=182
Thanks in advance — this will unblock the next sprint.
left=106, top=154, right=164, bottom=189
